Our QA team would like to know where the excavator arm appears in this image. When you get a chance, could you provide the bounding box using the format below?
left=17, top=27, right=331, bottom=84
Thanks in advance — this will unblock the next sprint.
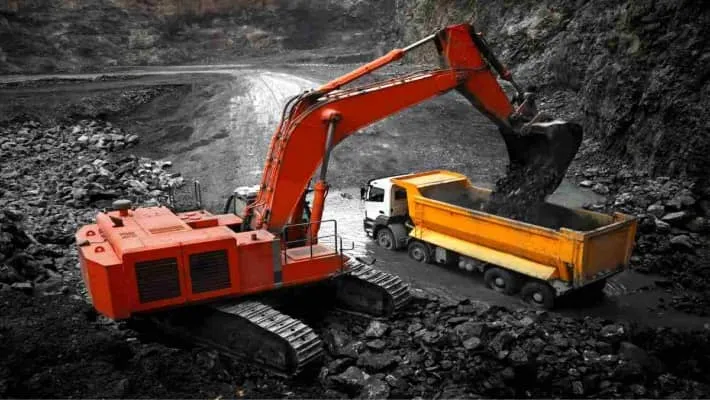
left=248, top=23, right=582, bottom=234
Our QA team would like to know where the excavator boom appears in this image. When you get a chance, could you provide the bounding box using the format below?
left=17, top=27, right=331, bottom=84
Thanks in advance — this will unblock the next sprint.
left=251, top=23, right=582, bottom=233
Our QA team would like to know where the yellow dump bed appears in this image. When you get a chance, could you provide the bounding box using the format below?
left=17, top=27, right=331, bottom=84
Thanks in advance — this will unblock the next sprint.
left=392, top=170, right=637, bottom=288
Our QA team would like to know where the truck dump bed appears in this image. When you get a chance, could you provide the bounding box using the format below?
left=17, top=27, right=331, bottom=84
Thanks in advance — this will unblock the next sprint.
left=392, top=170, right=637, bottom=288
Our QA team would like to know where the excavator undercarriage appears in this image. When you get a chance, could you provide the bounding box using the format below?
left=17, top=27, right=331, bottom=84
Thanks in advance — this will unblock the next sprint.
left=133, top=260, right=409, bottom=376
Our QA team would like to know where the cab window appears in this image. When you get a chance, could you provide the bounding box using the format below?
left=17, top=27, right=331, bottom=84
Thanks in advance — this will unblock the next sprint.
left=394, top=188, right=407, bottom=200
left=367, top=187, right=385, bottom=202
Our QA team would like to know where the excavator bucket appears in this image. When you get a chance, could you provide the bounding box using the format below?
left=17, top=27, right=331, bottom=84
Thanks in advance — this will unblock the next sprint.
left=500, top=121, right=583, bottom=191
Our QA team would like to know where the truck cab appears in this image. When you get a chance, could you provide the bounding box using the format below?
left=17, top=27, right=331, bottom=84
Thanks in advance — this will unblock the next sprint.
left=361, top=175, right=412, bottom=250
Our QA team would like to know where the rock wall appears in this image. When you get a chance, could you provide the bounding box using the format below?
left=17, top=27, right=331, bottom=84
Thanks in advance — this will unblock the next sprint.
left=0, top=0, right=395, bottom=73
left=397, top=0, right=710, bottom=196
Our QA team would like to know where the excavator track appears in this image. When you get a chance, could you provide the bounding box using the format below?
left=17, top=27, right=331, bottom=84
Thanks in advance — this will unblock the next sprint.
left=148, top=301, right=323, bottom=377
left=334, top=258, right=411, bottom=318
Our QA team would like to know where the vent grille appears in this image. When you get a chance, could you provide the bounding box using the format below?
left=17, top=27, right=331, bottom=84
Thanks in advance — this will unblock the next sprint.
left=189, top=250, right=231, bottom=294
left=135, top=258, right=181, bottom=303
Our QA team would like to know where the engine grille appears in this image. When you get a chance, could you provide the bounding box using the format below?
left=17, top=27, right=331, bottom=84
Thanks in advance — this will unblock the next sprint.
left=189, top=250, right=231, bottom=294
left=135, top=258, right=181, bottom=303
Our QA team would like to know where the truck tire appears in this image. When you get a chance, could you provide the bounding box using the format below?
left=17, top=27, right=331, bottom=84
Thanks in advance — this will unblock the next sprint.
left=521, top=281, right=556, bottom=309
left=483, top=267, right=520, bottom=295
left=407, top=241, right=431, bottom=264
left=375, top=228, right=396, bottom=250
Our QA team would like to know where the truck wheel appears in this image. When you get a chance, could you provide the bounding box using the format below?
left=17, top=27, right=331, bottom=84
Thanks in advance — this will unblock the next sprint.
left=375, top=228, right=396, bottom=250
left=407, top=241, right=430, bottom=264
left=521, top=281, right=556, bottom=309
left=483, top=267, right=520, bottom=295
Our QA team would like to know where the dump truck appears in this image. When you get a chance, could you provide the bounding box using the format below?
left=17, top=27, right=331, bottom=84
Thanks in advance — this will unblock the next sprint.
left=362, top=170, right=638, bottom=308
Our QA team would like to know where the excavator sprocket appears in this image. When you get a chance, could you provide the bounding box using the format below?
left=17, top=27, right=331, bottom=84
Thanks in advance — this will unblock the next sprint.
left=334, top=258, right=411, bottom=318
left=148, top=301, right=323, bottom=376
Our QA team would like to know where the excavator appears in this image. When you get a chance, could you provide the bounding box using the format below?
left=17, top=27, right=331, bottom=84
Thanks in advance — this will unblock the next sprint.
left=75, top=23, right=582, bottom=375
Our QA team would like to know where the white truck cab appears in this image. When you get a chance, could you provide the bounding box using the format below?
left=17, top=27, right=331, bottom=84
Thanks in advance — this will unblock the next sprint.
left=361, top=175, right=411, bottom=250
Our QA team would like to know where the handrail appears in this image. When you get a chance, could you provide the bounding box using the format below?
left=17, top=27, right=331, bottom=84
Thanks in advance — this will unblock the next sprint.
left=280, top=219, right=341, bottom=264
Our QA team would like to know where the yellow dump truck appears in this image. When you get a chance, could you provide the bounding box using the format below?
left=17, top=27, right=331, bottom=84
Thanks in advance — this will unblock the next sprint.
left=362, top=170, right=637, bottom=308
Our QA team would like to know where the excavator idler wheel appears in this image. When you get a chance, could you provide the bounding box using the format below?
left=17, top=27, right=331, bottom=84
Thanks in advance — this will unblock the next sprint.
left=521, top=281, right=556, bottom=309
left=376, top=228, right=396, bottom=250
left=483, top=267, right=521, bottom=295
left=407, top=241, right=431, bottom=264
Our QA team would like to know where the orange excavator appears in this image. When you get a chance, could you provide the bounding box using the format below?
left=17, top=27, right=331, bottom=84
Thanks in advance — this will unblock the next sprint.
left=76, top=24, right=582, bottom=375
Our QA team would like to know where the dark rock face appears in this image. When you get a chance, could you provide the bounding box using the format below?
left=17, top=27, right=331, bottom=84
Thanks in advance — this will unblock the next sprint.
left=0, top=0, right=397, bottom=74
left=398, top=0, right=710, bottom=200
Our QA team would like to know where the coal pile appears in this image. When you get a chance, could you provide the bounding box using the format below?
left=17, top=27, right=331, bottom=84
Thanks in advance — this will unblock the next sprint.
left=317, top=293, right=710, bottom=399
left=2, top=117, right=709, bottom=398
left=0, top=120, right=183, bottom=293
left=570, top=149, right=710, bottom=316
left=485, top=162, right=561, bottom=224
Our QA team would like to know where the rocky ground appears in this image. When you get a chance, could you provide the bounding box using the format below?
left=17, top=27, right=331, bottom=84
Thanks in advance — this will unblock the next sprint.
left=0, top=0, right=395, bottom=74
left=2, top=0, right=710, bottom=397
left=1, top=100, right=709, bottom=398
left=568, top=139, right=710, bottom=317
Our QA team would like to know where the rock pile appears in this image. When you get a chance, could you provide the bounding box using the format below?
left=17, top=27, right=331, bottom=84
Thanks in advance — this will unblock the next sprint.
left=318, top=294, right=710, bottom=399
left=570, top=144, right=710, bottom=316
left=1, top=118, right=709, bottom=399
left=0, top=120, right=183, bottom=293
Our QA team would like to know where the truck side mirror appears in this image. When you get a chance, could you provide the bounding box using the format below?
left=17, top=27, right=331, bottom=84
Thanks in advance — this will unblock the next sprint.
left=360, top=187, right=367, bottom=200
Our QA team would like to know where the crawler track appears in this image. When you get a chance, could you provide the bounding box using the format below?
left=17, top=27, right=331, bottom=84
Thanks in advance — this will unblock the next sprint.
left=335, top=258, right=411, bottom=318
left=150, top=301, right=323, bottom=376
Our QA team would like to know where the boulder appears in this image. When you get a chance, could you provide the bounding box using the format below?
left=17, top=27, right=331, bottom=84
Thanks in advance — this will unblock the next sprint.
left=357, top=351, right=399, bottom=372
left=655, top=219, right=671, bottom=233
left=670, top=235, right=694, bottom=251
left=360, top=377, right=390, bottom=399
left=686, top=217, right=708, bottom=233
left=323, top=328, right=351, bottom=356
left=330, top=366, right=370, bottom=394
left=662, top=211, right=690, bottom=225
left=462, top=336, right=482, bottom=350
left=647, top=203, right=665, bottom=218
left=365, top=320, right=389, bottom=338
left=366, top=339, right=387, bottom=352
left=592, top=183, right=610, bottom=195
